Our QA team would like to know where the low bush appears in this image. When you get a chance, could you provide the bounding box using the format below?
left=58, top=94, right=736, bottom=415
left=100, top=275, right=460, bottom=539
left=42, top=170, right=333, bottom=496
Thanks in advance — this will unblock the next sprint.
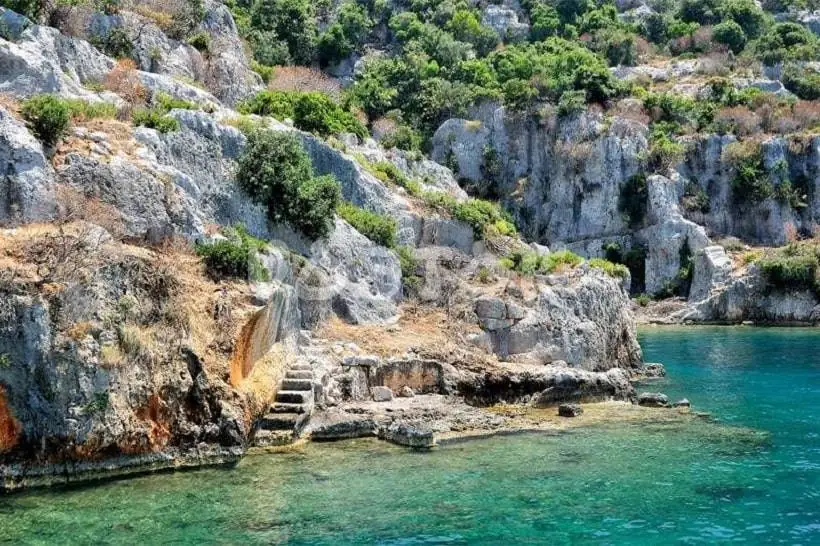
left=337, top=202, right=397, bottom=248
left=155, top=92, right=198, bottom=112
left=239, top=90, right=367, bottom=139
left=682, top=181, right=711, bottom=213
left=131, top=107, right=181, bottom=133
left=397, top=245, right=422, bottom=295
left=712, top=20, right=746, bottom=53
left=380, top=124, right=424, bottom=153
left=758, top=252, right=818, bottom=293
left=452, top=198, right=517, bottom=239
left=21, top=94, right=71, bottom=147
left=195, top=224, right=269, bottom=281
left=588, top=258, right=630, bottom=279
left=540, top=249, right=584, bottom=273
left=64, top=99, right=118, bottom=121
left=724, top=141, right=773, bottom=205
left=186, top=30, right=210, bottom=52
left=782, top=65, right=820, bottom=101
left=90, top=27, right=134, bottom=59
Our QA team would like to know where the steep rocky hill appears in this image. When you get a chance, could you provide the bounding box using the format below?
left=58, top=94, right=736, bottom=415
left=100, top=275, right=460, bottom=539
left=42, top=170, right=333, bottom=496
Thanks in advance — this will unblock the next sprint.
left=0, top=0, right=818, bottom=487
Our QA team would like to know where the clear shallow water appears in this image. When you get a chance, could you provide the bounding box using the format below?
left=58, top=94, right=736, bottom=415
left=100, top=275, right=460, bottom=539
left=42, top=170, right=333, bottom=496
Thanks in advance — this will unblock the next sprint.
left=1, top=327, right=819, bottom=545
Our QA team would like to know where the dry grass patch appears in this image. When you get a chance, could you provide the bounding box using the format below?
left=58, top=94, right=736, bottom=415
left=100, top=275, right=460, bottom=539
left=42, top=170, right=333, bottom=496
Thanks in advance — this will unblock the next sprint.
left=268, top=66, right=342, bottom=101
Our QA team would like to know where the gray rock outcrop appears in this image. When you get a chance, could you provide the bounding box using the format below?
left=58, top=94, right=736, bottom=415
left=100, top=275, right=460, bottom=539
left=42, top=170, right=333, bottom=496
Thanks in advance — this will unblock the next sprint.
left=0, top=107, right=57, bottom=223
left=476, top=270, right=643, bottom=370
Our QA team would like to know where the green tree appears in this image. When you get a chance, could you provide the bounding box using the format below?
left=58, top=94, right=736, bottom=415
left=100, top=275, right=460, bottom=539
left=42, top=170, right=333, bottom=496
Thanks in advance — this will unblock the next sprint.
left=713, top=20, right=747, bottom=53
left=250, top=0, right=316, bottom=65
left=236, top=131, right=340, bottom=239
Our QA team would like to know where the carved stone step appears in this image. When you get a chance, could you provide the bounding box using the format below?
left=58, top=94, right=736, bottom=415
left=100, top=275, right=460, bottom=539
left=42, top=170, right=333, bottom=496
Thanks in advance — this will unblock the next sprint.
left=259, top=412, right=308, bottom=431
left=276, top=390, right=313, bottom=404
left=285, top=370, right=313, bottom=380
left=270, top=403, right=307, bottom=414
left=281, top=378, right=313, bottom=391
left=254, top=429, right=295, bottom=447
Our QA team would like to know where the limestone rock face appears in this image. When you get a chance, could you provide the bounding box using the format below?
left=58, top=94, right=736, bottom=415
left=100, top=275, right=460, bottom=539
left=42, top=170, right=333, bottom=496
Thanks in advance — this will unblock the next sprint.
left=86, top=0, right=260, bottom=105
left=272, top=219, right=402, bottom=327
left=0, top=107, right=57, bottom=223
left=0, top=10, right=113, bottom=98
left=0, top=257, right=250, bottom=478
left=689, top=246, right=733, bottom=303
left=677, top=266, right=820, bottom=324
left=481, top=5, right=529, bottom=42
left=476, top=270, right=643, bottom=371
left=678, top=135, right=820, bottom=246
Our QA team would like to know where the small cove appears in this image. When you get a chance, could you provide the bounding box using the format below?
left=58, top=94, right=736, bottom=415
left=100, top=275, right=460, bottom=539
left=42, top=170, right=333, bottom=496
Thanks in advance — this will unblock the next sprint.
left=1, top=326, right=818, bottom=545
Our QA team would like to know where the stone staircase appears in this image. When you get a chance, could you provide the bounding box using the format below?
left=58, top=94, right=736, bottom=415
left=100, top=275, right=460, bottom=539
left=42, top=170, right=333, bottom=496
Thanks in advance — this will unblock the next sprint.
left=254, top=361, right=315, bottom=446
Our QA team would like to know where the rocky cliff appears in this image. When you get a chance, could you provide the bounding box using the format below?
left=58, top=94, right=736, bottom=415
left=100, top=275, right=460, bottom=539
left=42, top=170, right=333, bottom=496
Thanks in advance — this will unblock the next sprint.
left=0, top=4, right=653, bottom=488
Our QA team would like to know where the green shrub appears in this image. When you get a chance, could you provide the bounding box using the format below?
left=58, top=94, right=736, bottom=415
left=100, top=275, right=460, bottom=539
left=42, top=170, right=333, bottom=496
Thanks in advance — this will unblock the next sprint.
left=726, top=142, right=773, bottom=205
left=155, top=92, right=198, bottom=112
left=782, top=65, right=820, bottom=101
left=293, top=92, right=367, bottom=139
left=635, top=294, right=651, bottom=307
left=317, top=1, right=373, bottom=66
left=647, top=131, right=686, bottom=172
left=756, top=23, right=818, bottom=65
left=195, top=224, right=270, bottom=281
left=291, top=175, right=342, bottom=239
left=21, top=94, right=71, bottom=147
left=619, top=174, right=648, bottom=228
left=250, top=61, right=275, bottom=84
left=132, top=107, right=181, bottom=133
left=90, top=27, right=134, bottom=59
left=64, top=99, right=118, bottom=121
left=239, top=90, right=367, bottom=139
left=682, top=181, right=710, bottom=213
left=187, top=31, right=210, bottom=52
left=452, top=198, right=517, bottom=239
left=540, top=249, right=584, bottom=273
left=397, top=245, right=422, bottom=295
left=380, top=124, right=424, bottom=153
left=758, top=253, right=818, bottom=292
left=557, top=90, right=587, bottom=116
left=358, top=157, right=423, bottom=195
left=238, top=90, right=297, bottom=118
left=249, top=0, right=317, bottom=65
left=588, top=258, right=630, bottom=279
left=501, top=248, right=542, bottom=275
left=1, top=0, right=43, bottom=19
left=713, top=20, right=747, bottom=53
left=236, top=130, right=340, bottom=239
left=337, top=202, right=397, bottom=248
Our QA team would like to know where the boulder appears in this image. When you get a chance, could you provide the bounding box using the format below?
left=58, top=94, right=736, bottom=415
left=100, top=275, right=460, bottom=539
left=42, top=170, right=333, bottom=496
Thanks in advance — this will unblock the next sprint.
left=379, top=422, right=434, bottom=448
left=641, top=363, right=667, bottom=378
left=398, top=386, right=415, bottom=398
left=558, top=404, right=583, bottom=417
left=637, top=392, right=670, bottom=407
left=370, top=386, right=394, bottom=402
left=673, top=399, right=691, bottom=408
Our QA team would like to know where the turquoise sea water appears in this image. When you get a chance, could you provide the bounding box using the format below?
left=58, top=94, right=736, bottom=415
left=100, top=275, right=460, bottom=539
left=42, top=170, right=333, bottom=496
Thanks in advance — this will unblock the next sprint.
left=1, top=327, right=819, bottom=545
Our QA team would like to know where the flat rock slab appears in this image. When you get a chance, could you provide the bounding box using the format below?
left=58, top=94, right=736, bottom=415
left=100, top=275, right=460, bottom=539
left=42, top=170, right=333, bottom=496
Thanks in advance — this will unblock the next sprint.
left=637, top=392, right=670, bottom=407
